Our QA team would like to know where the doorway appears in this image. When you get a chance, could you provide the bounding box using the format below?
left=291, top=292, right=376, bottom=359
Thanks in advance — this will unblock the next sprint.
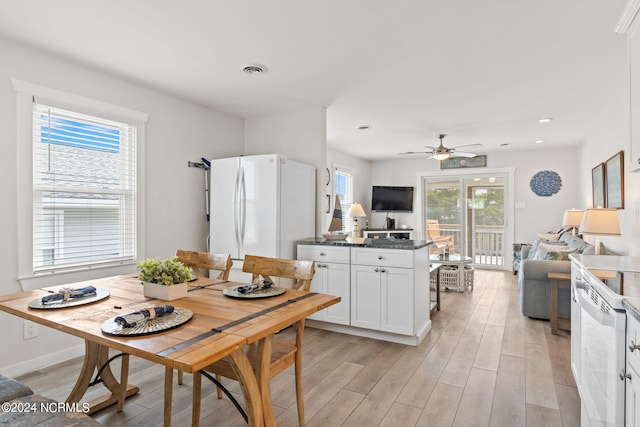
left=421, top=168, right=514, bottom=270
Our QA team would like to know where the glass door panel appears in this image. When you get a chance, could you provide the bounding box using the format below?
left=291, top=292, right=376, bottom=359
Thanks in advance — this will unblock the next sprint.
left=467, top=177, right=505, bottom=267
left=425, top=180, right=462, bottom=256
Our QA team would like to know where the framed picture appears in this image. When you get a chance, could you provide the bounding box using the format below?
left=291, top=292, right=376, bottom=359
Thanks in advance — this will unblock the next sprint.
left=592, top=163, right=605, bottom=208
left=440, top=155, right=487, bottom=169
left=605, top=150, right=624, bottom=209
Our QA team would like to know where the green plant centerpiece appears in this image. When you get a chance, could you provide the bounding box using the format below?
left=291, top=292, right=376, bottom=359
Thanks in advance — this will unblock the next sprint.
left=137, top=257, right=193, bottom=300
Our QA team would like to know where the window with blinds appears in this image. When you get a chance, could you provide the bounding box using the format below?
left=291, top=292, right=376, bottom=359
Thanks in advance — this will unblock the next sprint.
left=334, top=167, right=354, bottom=233
left=32, top=104, right=137, bottom=272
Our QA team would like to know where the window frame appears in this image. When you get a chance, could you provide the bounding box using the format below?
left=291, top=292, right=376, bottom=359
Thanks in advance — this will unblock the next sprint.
left=13, top=79, right=148, bottom=289
left=334, top=164, right=354, bottom=233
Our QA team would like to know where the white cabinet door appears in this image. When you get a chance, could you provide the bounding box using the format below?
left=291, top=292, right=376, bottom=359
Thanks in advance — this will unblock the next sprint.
left=324, top=262, right=351, bottom=325
left=381, top=267, right=414, bottom=335
left=307, top=265, right=326, bottom=321
left=627, top=363, right=640, bottom=427
left=351, top=264, right=381, bottom=330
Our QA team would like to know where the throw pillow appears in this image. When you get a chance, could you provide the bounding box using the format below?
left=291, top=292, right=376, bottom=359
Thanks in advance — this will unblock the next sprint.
left=534, top=242, right=573, bottom=260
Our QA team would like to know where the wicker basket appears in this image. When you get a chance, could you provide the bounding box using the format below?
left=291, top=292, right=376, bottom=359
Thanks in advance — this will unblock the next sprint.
left=439, top=266, right=459, bottom=291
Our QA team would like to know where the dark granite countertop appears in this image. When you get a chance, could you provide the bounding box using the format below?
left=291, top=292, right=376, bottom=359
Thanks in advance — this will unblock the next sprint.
left=297, top=237, right=432, bottom=250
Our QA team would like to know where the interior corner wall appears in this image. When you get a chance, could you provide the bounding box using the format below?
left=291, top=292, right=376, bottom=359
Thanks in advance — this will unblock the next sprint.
left=244, top=107, right=327, bottom=236
left=0, top=38, right=244, bottom=376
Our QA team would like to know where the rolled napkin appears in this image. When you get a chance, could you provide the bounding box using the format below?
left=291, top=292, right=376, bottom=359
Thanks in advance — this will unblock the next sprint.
left=41, top=285, right=97, bottom=304
left=114, top=304, right=175, bottom=328
left=236, top=280, right=273, bottom=294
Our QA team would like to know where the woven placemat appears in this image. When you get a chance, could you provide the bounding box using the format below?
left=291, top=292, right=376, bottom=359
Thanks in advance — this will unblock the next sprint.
left=223, top=284, right=286, bottom=299
left=101, top=307, right=193, bottom=336
left=28, top=289, right=110, bottom=309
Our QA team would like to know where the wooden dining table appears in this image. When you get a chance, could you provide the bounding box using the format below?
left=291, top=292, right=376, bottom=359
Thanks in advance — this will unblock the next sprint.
left=0, top=275, right=340, bottom=426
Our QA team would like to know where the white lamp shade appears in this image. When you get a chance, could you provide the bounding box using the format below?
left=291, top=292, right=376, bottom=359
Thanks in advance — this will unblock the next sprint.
left=578, top=208, right=621, bottom=236
left=433, top=152, right=450, bottom=160
left=347, top=202, right=366, bottom=218
left=562, top=209, right=584, bottom=227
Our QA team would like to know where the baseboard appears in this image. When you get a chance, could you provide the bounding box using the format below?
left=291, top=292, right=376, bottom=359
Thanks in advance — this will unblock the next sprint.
left=306, top=319, right=431, bottom=346
left=2, top=343, right=85, bottom=378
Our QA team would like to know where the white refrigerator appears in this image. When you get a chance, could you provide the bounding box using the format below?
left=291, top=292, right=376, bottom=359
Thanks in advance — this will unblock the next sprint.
left=209, top=154, right=316, bottom=281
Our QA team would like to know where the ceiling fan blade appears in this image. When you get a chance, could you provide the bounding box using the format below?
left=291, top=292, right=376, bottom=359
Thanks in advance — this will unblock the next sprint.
left=423, top=145, right=437, bottom=151
left=452, top=143, right=483, bottom=149
left=452, top=151, right=477, bottom=158
left=398, top=151, right=430, bottom=155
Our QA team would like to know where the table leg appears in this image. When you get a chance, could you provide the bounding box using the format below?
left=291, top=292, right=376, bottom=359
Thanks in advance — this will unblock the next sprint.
left=256, top=335, right=275, bottom=427
left=458, top=265, right=464, bottom=293
left=65, top=340, right=139, bottom=414
left=228, top=348, right=265, bottom=427
left=164, top=366, right=173, bottom=427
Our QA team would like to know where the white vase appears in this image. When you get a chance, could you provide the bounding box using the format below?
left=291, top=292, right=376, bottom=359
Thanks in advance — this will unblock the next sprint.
left=142, top=282, right=188, bottom=301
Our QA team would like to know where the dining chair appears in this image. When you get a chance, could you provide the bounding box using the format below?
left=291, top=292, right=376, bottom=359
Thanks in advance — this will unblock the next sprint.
left=175, top=250, right=233, bottom=385
left=195, top=254, right=315, bottom=426
left=175, top=249, right=233, bottom=280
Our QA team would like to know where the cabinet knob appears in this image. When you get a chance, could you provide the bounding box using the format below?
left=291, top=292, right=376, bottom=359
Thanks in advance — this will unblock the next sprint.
left=629, top=340, right=640, bottom=352
left=378, top=255, right=383, bottom=260
left=381, top=268, right=386, bottom=273
left=374, top=268, right=379, bottom=272
left=320, top=252, right=326, bottom=256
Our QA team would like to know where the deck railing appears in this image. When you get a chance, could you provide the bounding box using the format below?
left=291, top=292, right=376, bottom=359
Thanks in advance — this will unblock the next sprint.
left=436, top=224, right=505, bottom=267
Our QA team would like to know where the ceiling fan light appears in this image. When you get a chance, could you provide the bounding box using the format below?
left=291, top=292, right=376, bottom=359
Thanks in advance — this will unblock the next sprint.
left=433, top=152, right=450, bottom=160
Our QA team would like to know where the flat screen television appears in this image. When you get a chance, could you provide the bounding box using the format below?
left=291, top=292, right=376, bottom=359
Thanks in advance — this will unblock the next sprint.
left=371, top=186, right=414, bottom=212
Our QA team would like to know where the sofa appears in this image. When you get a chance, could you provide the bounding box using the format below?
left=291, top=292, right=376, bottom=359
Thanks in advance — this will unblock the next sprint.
left=518, top=232, right=595, bottom=320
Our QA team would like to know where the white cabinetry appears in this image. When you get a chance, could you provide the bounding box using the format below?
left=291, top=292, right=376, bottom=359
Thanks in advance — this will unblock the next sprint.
left=351, top=247, right=426, bottom=336
left=298, top=242, right=431, bottom=345
left=297, top=245, right=350, bottom=325
left=616, top=1, right=640, bottom=171
left=627, top=312, right=640, bottom=426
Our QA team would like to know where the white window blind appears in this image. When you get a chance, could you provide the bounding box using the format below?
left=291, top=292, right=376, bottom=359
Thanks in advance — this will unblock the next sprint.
left=32, top=103, right=137, bottom=272
left=335, top=167, right=354, bottom=233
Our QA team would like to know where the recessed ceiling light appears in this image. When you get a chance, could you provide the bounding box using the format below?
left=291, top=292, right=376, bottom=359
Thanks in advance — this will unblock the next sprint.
left=357, top=125, right=371, bottom=130
left=535, top=140, right=545, bottom=144
left=239, top=63, right=268, bottom=74
left=538, top=117, right=553, bottom=123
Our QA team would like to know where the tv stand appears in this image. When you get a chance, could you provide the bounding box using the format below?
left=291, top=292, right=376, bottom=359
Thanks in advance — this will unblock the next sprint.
left=363, top=228, right=414, bottom=240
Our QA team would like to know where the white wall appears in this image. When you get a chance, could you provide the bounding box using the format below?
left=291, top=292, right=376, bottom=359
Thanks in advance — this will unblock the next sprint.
left=370, top=146, right=580, bottom=242
left=245, top=107, right=327, bottom=236
left=0, top=38, right=244, bottom=375
left=578, top=78, right=639, bottom=255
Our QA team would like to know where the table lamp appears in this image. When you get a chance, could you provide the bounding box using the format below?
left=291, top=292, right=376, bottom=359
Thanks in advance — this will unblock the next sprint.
left=348, top=202, right=366, bottom=237
left=562, top=209, right=584, bottom=236
left=578, top=208, right=620, bottom=255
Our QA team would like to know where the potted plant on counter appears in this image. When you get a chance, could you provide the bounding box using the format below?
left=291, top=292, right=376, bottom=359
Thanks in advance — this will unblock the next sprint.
left=137, top=256, right=193, bottom=300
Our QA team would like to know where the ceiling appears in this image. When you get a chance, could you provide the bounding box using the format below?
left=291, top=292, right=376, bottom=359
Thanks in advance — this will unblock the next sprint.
left=0, top=0, right=629, bottom=160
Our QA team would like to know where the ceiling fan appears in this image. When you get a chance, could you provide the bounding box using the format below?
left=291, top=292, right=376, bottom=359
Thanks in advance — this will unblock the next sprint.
left=400, top=134, right=483, bottom=160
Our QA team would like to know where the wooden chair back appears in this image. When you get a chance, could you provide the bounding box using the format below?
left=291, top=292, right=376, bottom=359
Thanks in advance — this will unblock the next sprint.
left=242, top=254, right=315, bottom=291
left=175, top=250, right=233, bottom=280
left=426, top=219, right=442, bottom=239
left=426, top=220, right=455, bottom=254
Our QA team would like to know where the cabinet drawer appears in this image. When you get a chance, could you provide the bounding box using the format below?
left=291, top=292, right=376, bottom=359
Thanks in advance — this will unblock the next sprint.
left=297, top=245, right=350, bottom=264
left=351, top=247, right=413, bottom=268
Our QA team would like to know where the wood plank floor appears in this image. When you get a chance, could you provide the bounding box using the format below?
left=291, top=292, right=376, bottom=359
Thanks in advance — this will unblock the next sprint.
left=16, top=269, right=580, bottom=426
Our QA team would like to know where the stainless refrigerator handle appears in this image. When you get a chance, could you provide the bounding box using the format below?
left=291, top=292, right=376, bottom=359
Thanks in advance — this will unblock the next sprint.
left=240, top=166, right=247, bottom=247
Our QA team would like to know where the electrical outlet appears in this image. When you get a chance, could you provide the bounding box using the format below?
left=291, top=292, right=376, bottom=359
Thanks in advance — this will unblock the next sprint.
left=23, top=320, right=38, bottom=340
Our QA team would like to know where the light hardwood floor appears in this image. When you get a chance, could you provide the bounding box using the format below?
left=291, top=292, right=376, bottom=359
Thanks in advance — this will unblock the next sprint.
left=16, top=269, right=580, bottom=426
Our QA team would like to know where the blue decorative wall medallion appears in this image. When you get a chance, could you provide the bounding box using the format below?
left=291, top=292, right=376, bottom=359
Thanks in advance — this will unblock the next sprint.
left=530, top=170, right=562, bottom=196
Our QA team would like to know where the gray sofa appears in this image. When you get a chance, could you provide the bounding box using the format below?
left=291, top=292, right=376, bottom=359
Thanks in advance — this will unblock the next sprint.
left=518, top=232, right=595, bottom=320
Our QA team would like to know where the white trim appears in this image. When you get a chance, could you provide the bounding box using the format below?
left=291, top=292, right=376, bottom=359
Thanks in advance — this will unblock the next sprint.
left=12, top=78, right=149, bottom=123
left=416, top=167, right=515, bottom=270
left=13, top=81, right=146, bottom=289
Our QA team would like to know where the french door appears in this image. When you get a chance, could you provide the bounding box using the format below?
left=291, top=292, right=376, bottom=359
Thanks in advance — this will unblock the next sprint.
left=421, top=169, right=513, bottom=269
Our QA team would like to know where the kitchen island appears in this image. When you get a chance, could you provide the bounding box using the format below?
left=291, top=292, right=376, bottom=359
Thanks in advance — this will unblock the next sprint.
left=297, top=237, right=432, bottom=346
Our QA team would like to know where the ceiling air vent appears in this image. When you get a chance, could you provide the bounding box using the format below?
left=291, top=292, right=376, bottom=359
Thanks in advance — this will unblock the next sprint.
left=240, top=63, right=268, bottom=75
